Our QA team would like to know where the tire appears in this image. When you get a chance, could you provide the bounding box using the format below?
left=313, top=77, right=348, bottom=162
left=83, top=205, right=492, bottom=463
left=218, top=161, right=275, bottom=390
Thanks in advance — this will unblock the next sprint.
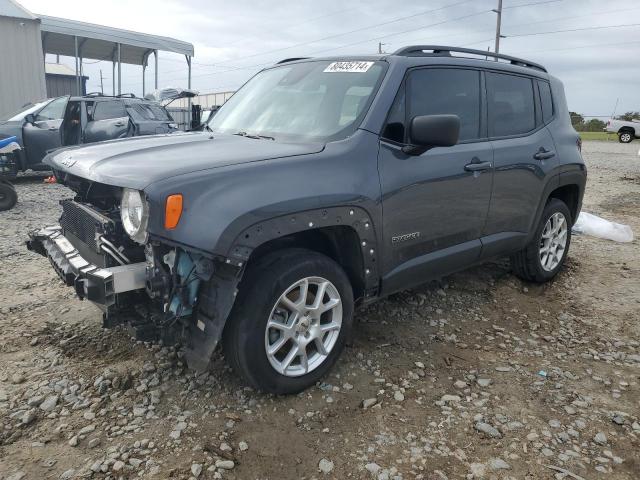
left=222, top=248, right=354, bottom=394
left=510, top=198, right=572, bottom=283
left=0, top=182, right=17, bottom=211
left=618, top=131, right=634, bottom=143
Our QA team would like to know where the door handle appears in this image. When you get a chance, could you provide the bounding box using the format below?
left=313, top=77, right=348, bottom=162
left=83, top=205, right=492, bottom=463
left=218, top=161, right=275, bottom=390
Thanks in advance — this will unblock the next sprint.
left=48, top=127, right=58, bottom=131
left=464, top=159, right=492, bottom=172
left=114, top=122, right=125, bottom=127
left=533, top=147, right=555, bottom=160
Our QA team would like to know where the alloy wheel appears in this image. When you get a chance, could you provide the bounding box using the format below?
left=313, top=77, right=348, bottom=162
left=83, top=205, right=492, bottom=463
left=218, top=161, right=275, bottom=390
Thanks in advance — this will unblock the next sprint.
left=265, top=276, right=342, bottom=377
left=539, top=212, right=568, bottom=271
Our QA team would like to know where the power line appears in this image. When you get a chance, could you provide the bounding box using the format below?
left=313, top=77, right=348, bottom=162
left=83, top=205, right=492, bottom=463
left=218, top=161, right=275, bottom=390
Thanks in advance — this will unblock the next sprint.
left=512, top=39, right=640, bottom=55
left=127, top=0, right=588, bottom=82
left=126, top=1, right=492, bottom=81
left=461, top=5, right=640, bottom=47
left=139, top=4, right=640, bottom=87
left=193, top=0, right=481, bottom=68
left=505, top=22, right=640, bottom=38
left=503, top=0, right=562, bottom=9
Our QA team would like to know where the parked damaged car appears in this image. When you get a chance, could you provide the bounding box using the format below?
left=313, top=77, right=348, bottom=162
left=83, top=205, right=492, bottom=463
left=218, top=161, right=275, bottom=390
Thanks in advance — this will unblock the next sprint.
left=27, top=46, right=586, bottom=394
left=0, top=92, right=185, bottom=210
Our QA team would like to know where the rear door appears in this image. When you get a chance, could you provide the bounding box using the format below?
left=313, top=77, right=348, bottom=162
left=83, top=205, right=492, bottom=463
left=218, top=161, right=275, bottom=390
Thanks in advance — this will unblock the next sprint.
left=22, top=97, right=68, bottom=165
left=83, top=100, right=130, bottom=143
left=482, top=72, right=558, bottom=254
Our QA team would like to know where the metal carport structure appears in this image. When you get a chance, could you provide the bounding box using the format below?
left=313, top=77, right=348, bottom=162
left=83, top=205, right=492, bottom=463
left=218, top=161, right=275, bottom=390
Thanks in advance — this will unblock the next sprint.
left=38, top=15, right=194, bottom=96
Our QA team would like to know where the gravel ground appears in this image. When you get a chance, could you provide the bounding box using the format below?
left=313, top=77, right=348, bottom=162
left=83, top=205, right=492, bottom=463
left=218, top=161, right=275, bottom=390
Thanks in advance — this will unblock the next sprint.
left=0, top=141, right=638, bottom=480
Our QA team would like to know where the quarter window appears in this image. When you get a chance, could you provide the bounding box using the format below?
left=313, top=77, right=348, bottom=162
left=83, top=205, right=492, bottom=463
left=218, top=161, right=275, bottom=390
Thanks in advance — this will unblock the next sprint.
left=538, top=80, right=554, bottom=124
left=407, top=68, right=481, bottom=142
left=92, top=101, right=127, bottom=121
left=382, top=84, right=406, bottom=143
left=486, top=73, right=535, bottom=137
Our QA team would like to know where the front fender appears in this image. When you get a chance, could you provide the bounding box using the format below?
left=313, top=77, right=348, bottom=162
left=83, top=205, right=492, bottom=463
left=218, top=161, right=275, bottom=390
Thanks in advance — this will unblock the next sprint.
left=144, top=129, right=383, bottom=262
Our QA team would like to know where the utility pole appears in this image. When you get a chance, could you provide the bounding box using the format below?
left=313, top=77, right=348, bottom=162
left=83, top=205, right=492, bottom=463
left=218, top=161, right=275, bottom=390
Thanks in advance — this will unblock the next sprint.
left=493, top=0, right=503, bottom=55
left=378, top=42, right=387, bottom=54
left=99, top=69, right=104, bottom=94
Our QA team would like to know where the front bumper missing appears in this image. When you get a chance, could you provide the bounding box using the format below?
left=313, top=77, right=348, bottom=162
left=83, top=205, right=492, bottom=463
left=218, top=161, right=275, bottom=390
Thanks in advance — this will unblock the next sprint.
left=27, top=226, right=146, bottom=307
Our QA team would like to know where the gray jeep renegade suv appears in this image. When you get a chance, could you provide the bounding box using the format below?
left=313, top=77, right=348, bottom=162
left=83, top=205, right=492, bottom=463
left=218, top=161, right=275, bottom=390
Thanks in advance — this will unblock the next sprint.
left=27, top=46, right=586, bottom=394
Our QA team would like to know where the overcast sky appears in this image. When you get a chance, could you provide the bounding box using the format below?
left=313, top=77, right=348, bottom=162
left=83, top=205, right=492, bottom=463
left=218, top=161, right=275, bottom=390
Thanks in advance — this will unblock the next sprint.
left=20, top=0, right=640, bottom=117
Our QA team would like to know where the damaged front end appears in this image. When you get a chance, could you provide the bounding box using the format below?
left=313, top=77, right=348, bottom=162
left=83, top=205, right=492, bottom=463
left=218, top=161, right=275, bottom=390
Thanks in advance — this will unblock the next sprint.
left=27, top=179, right=241, bottom=371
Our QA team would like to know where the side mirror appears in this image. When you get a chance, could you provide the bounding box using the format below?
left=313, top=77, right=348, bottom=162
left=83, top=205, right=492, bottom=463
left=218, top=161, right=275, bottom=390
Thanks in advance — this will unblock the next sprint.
left=24, top=113, right=36, bottom=124
left=403, top=114, right=460, bottom=155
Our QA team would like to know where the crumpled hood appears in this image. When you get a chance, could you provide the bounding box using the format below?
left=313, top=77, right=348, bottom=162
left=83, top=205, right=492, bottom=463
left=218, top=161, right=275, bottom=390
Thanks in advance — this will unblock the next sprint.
left=45, top=132, right=324, bottom=189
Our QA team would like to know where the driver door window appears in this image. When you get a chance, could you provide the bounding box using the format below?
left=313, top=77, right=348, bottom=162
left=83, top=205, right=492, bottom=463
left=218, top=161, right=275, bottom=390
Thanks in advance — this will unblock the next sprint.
left=407, top=68, right=481, bottom=142
left=35, top=97, right=67, bottom=122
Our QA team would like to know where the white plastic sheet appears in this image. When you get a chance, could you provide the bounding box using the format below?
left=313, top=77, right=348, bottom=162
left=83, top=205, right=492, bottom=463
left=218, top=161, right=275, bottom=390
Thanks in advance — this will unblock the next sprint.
left=572, top=212, right=634, bottom=243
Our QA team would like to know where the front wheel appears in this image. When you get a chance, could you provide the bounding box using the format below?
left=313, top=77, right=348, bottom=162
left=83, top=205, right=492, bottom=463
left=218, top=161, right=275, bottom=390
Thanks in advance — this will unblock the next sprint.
left=0, top=182, right=17, bottom=211
left=222, top=248, right=354, bottom=394
left=510, top=198, right=571, bottom=283
left=618, top=131, right=634, bottom=143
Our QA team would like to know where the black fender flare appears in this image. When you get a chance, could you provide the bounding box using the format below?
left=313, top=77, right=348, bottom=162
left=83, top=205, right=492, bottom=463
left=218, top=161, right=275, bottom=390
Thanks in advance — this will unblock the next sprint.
left=526, top=165, right=586, bottom=243
left=226, top=206, right=380, bottom=291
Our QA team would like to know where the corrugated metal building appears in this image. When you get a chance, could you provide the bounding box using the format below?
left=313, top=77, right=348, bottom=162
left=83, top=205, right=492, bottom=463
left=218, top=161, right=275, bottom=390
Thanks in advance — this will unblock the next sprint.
left=0, top=0, right=194, bottom=119
left=0, top=0, right=47, bottom=118
left=45, top=63, right=88, bottom=97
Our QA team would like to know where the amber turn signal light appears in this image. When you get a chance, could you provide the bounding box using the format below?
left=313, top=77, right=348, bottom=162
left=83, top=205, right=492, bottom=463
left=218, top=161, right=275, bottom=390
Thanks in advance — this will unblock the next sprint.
left=165, top=194, right=183, bottom=230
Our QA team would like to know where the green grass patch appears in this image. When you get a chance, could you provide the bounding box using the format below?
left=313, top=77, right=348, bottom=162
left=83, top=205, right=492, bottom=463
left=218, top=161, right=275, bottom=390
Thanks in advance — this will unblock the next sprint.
left=578, top=131, right=617, bottom=142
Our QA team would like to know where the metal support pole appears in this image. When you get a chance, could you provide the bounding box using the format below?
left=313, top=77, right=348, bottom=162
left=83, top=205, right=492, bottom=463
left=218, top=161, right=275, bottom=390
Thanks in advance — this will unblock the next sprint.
left=112, top=61, right=116, bottom=95
left=187, top=55, right=192, bottom=128
left=74, top=35, right=80, bottom=95
left=154, top=50, right=158, bottom=89
left=493, top=0, right=503, bottom=55
left=142, top=65, right=146, bottom=96
left=117, top=43, right=122, bottom=95
left=41, top=33, right=47, bottom=69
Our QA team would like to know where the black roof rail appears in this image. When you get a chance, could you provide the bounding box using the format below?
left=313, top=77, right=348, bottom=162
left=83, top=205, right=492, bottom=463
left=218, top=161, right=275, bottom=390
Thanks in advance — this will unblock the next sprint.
left=277, top=57, right=310, bottom=64
left=85, top=92, right=109, bottom=97
left=392, top=45, right=547, bottom=72
left=116, top=93, right=137, bottom=98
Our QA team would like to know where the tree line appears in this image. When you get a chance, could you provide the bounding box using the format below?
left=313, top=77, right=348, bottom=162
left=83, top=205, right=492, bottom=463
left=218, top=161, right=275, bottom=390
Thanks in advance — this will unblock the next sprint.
left=570, top=111, right=640, bottom=132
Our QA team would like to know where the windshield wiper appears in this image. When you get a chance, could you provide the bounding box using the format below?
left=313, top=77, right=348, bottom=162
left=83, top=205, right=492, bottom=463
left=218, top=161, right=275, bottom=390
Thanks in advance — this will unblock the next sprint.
left=233, top=131, right=275, bottom=141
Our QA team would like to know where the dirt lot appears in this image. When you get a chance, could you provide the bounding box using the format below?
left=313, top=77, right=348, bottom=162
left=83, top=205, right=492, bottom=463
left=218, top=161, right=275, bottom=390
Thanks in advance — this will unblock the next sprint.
left=0, top=141, right=638, bottom=480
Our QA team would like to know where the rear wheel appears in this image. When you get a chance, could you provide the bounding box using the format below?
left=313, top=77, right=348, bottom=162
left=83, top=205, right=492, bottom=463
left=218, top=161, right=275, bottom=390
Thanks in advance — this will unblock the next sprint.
left=510, top=198, right=571, bottom=283
left=618, top=131, right=634, bottom=143
left=0, top=182, right=17, bottom=211
left=222, top=248, right=354, bottom=394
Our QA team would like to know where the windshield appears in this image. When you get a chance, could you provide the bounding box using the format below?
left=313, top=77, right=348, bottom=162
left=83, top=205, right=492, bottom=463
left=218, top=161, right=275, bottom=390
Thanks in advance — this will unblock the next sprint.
left=208, top=60, right=386, bottom=142
left=3, top=99, right=52, bottom=122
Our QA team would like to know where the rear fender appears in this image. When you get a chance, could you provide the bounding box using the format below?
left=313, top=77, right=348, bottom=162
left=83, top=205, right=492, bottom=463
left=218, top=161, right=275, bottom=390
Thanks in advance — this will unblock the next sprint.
left=525, top=165, right=586, bottom=243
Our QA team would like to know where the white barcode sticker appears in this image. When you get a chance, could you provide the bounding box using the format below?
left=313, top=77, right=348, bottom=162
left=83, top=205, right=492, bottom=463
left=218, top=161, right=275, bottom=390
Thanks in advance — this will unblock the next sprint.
left=324, top=61, right=374, bottom=73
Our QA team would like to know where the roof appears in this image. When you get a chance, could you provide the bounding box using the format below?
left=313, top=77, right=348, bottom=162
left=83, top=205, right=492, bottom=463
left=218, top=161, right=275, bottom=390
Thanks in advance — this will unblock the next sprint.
left=39, top=14, right=194, bottom=66
left=0, top=0, right=37, bottom=20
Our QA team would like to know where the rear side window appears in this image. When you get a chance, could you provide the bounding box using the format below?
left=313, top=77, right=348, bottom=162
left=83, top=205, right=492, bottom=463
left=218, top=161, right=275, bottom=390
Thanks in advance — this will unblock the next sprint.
left=92, top=101, right=127, bottom=121
left=486, top=73, right=535, bottom=137
left=538, top=80, right=554, bottom=124
left=128, top=103, right=172, bottom=121
left=407, top=68, right=481, bottom=142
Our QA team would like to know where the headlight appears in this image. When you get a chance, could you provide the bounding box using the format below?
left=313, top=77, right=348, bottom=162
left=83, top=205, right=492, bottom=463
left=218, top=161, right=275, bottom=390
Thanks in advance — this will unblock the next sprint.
left=120, top=188, right=149, bottom=244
